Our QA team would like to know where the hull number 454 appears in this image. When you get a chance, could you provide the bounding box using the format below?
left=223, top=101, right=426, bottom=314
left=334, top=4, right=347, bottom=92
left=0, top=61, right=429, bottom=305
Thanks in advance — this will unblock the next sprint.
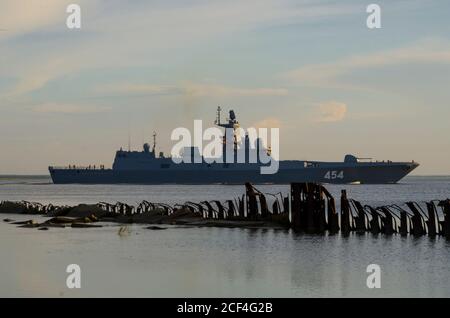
left=324, top=171, right=344, bottom=180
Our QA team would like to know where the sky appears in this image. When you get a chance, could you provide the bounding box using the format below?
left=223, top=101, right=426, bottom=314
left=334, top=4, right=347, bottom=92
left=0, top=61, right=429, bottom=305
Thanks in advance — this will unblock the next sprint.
left=0, top=0, right=449, bottom=175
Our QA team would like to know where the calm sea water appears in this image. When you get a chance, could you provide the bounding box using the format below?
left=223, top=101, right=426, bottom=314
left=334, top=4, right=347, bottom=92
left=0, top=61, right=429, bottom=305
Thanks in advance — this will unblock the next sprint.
left=0, top=175, right=449, bottom=297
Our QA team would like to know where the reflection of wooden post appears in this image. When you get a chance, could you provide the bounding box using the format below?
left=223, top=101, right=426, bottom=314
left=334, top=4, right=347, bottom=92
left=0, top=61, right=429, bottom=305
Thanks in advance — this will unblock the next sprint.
left=341, top=190, right=350, bottom=235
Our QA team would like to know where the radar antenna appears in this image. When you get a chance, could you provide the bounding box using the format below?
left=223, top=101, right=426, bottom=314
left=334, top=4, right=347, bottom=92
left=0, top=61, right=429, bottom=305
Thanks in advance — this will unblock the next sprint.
left=214, top=107, right=241, bottom=155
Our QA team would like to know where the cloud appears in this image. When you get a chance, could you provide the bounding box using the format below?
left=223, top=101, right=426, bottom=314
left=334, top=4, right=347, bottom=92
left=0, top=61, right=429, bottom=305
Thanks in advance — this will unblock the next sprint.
left=94, top=82, right=288, bottom=98
left=314, top=101, right=347, bottom=123
left=284, top=39, right=450, bottom=88
left=33, top=103, right=110, bottom=114
left=182, top=82, right=288, bottom=97
left=0, top=0, right=356, bottom=99
left=0, top=0, right=66, bottom=40
left=94, top=84, right=178, bottom=95
left=252, top=117, right=282, bottom=129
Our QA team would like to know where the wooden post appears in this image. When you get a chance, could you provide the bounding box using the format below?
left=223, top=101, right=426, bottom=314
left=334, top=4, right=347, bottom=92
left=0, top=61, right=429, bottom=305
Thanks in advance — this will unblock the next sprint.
left=425, top=202, right=437, bottom=237
left=341, top=190, right=351, bottom=235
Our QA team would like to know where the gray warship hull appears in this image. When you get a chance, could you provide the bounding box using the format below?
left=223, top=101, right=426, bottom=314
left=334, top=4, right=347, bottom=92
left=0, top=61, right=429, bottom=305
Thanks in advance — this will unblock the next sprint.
left=49, top=161, right=418, bottom=185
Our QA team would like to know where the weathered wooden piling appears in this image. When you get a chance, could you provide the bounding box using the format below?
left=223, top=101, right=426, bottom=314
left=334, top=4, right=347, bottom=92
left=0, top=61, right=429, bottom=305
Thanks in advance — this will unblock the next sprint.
left=238, top=195, right=245, bottom=218
left=289, top=183, right=333, bottom=234
left=245, top=182, right=259, bottom=220
left=439, top=199, right=450, bottom=239
left=290, top=183, right=303, bottom=231
left=326, top=195, right=339, bottom=234
left=406, top=202, right=426, bottom=236
left=226, top=200, right=236, bottom=219
left=379, top=207, right=396, bottom=235
left=352, top=200, right=367, bottom=234
left=399, top=210, right=409, bottom=236
left=201, top=201, right=215, bottom=219
left=340, top=190, right=352, bottom=235
left=367, top=206, right=381, bottom=234
left=425, top=202, right=438, bottom=237
left=212, top=201, right=225, bottom=219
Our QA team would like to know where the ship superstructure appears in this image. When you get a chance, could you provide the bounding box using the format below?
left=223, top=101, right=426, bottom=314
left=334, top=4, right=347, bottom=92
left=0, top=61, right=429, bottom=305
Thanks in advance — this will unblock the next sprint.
left=49, top=108, right=419, bottom=184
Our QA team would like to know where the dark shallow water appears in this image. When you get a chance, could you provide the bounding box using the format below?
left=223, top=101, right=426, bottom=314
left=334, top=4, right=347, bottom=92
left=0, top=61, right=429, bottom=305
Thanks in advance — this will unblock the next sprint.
left=0, top=175, right=449, bottom=297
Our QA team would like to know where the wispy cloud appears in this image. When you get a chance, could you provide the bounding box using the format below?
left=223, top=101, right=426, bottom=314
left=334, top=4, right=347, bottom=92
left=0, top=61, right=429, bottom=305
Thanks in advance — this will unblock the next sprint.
left=313, top=101, right=347, bottom=123
left=94, top=84, right=178, bottom=96
left=94, top=82, right=288, bottom=98
left=0, top=0, right=356, bottom=99
left=0, top=0, right=66, bottom=40
left=33, top=103, right=110, bottom=114
left=252, top=117, right=283, bottom=129
left=183, top=82, right=288, bottom=97
left=284, top=38, right=450, bottom=88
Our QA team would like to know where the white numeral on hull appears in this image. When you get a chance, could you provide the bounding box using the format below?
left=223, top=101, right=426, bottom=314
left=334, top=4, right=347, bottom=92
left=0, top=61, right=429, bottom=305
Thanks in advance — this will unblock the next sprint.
left=324, top=171, right=344, bottom=180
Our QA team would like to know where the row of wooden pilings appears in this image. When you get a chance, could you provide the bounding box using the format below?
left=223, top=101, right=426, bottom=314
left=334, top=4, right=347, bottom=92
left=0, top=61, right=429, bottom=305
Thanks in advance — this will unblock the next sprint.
left=3, top=182, right=448, bottom=238
left=96, top=182, right=450, bottom=238
left=289, top=183, right=450, bottom=238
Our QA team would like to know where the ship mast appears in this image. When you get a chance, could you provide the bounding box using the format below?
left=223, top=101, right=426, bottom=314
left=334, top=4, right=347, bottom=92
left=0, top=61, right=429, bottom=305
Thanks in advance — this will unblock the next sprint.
left=215, top=106, right=222, bottom=126
left=214, top=106, right=240, bottom=158
left=152, top=131, right=157, bottom=153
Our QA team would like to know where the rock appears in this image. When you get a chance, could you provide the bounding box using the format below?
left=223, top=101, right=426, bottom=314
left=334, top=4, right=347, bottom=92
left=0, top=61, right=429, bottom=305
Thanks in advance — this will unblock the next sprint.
left=12, top=220, right=38, bottom=225
left=65, top=204, right=106, bottom=218
left=118, top=226, right=130, bottom=236
left=146, top=226, right=167, bottom=230
left=168, top=208, right=199, bottom=219
left=44, top=217, right=77, bottom=224
left=38, top=227, right=49, bottom=231
left=3, top=218, right=14, bottom=222
left=80, top=217, right=92, bottom=223
left=0, top=201, right=28, bottom=214
left=45, top=223, right=67, bottom=228
left=71, top=223, right=103, bottom=228
left=18, top=223, right=41, bottom=228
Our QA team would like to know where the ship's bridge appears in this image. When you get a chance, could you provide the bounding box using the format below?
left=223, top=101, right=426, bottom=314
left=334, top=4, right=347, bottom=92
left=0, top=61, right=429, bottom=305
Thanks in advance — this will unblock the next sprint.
left=112, top=143, right=169, bottom=170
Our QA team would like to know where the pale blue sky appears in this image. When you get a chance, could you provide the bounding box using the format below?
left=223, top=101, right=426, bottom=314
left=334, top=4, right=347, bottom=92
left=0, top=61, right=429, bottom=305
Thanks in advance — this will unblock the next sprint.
left=0, top=0, right=449, bottom=174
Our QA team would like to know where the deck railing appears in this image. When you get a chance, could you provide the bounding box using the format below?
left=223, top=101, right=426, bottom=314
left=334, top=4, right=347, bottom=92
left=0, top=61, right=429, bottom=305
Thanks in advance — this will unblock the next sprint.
left=49, top=165, right=107, bottom=170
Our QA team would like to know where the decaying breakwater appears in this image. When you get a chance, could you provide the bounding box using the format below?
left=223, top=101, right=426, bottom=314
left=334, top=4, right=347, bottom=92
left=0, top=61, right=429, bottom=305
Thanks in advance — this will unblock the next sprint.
left=1, top=182, right=449, bottom=239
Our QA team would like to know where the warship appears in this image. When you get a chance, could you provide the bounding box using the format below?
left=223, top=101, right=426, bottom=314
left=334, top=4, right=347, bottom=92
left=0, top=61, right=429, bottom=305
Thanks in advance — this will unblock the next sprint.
left=49, top=108, right=419, bottom=184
